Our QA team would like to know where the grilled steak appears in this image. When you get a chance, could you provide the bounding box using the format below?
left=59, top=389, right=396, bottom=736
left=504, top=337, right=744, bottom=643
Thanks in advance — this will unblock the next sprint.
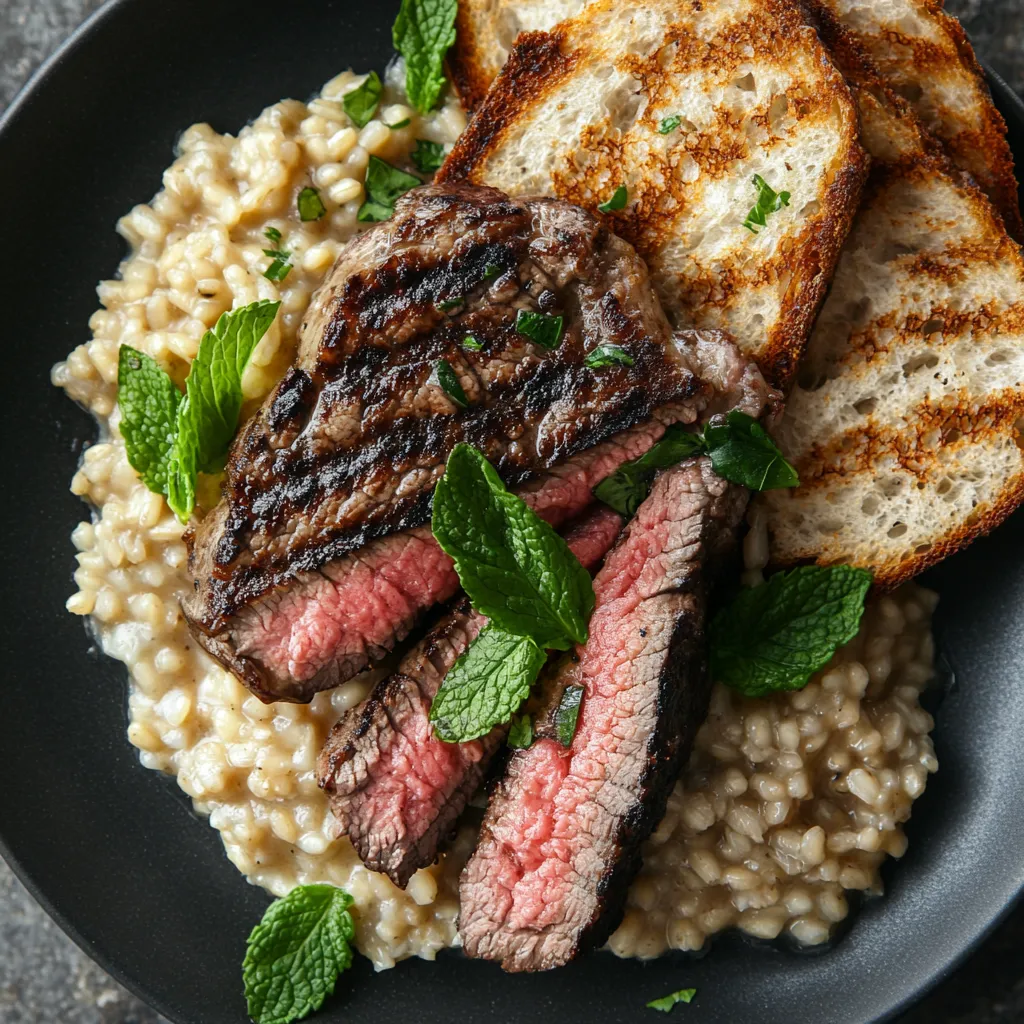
left=459, top=459, right=749, bottom=971
left=316, top=504, right=624, bottom=888
left=183, top=183, right=739, bottom=703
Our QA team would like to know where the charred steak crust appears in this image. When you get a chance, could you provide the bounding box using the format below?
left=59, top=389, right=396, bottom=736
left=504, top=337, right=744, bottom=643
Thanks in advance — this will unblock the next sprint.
left=458, top=459, right=750, bottom=971
left=183, top=183, right=729, bottom=702
left=316, top=505, right=625, bottom=888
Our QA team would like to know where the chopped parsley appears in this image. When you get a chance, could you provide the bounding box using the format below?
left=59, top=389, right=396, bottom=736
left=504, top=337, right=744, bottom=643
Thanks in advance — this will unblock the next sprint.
left=598, top=185, right=628, bottom=213
left=515, top=309, right=564, bottom=350
left=342, top=70, right=382, bottom=128
left=297, top=186, right=327, bottom=222
left=743, top=173, right=790, bottom=233
left=657, top=115, right=682, bottom=134
left=411, top=138, right=445, bottom=174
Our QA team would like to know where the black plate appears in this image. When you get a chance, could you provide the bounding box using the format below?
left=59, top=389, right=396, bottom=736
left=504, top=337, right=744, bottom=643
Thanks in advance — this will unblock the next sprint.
left=2, top=3, right=1024, bottom=1022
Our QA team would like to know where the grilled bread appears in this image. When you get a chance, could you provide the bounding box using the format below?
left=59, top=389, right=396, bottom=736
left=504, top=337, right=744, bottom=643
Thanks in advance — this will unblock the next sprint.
left=761, top=4, right=1024, bottom=586
left=439, top=0, right=867, bottom=387
left=817, top=0, right=1023, bottom=240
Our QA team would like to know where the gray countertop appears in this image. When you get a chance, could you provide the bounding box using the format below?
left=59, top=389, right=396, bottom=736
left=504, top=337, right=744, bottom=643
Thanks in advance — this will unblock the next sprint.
left=2, top=1, right=1024, bottom=1022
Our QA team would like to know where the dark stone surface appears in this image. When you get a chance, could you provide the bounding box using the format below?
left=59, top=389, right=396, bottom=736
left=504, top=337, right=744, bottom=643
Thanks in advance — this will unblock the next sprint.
left=0, top=1, right=1021, bottom=1022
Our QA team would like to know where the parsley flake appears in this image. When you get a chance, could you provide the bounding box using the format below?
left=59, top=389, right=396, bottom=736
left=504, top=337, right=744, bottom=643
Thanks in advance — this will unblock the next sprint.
left=342, top=70, right=382, bottom=129
left=598, top=185, right=628, bottom=213
left=297, top=186, right=327, bottom=222
left=647, top=988, right=697, bottom=1013
left=438, top=297, right=463, bottom=312
left=743, top=173, right=790, bottom=233
left=657, top=115, right=682, bottom=134
left=462, top=334, right=483, bottom=351
left=515, top=309, right=564, bottom=349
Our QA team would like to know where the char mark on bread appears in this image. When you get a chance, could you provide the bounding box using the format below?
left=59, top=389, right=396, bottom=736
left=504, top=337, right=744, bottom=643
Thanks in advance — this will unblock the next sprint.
left=458, top=459, right=749, bottom=971
left=184, top=183, right=739, bottom=702
left=316, top=504, right=625, bottom=888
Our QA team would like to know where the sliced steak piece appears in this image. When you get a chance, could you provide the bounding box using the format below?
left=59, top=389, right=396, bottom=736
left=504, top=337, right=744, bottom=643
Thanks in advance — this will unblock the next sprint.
left=316, top=504, right=624, bottom=888
left=459, top=459, right=749, bottom=971
left=184, top=182, right=735, bottom=702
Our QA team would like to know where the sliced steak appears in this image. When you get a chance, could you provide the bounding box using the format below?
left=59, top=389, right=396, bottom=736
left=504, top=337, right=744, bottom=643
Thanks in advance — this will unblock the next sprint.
left=316, top=504, right=624, bottom=888
left=459, top=459, right=749, bottom=971
left=184, top=182, right=738, bottom=702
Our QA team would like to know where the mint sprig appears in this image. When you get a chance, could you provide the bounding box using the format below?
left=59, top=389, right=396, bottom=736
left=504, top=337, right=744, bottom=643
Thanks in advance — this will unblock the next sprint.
left=710, top=566, right=873, bottom=696
left=647, top=987, right=697, bottom=1012
left=393, top=0, right=457, bottom=114
left=343, top=70, right=382, bottom=128
left=118, top=300, right=280, bottom=522
left=430, top=625, right=546, bottom=742
left=743, top=173, right=790, bottom=233
left=243, top=884, right=355, bottom=1024
left=432, top=444, right=595, bottom=650
left=117, top=347, right=182, bottom=494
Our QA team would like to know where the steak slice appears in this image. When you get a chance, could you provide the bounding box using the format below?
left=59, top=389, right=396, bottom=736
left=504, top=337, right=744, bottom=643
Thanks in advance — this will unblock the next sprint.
left=459, top=459, right=749, bottom=971
left=184, top=182, right=735, bottom=702
left=316, top=504, right=624, bottom=888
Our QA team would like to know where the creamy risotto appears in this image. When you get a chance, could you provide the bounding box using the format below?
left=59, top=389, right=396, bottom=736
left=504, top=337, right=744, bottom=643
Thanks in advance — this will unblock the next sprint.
left=52, top=66, right=938, bottom=970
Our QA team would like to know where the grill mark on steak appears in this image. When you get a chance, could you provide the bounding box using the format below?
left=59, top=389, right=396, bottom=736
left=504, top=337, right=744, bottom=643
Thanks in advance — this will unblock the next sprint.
left=316, top=505, right=625, bottom=888
left=458, top=459, right=749, bottom=971
left=182, top=184, right=737, bottom=702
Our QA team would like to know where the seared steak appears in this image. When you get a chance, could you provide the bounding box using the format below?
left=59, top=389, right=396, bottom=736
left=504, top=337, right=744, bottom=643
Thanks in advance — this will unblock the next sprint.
left=184, top=182, right=739, bottom=703
left=317, top=504, right=624, bottom=888
left=458, top=459, right=749, bottom=971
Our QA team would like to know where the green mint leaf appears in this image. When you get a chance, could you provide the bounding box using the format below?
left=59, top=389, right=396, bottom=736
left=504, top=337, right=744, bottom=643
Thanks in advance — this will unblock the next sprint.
left=554, top=684, right=584, bottom=746
left=703, top=410, right=798, bottom=491
left=431, top=444, right=595, bottom=649
left=298, top=186, right=327, bottom=222
left=264, top=226, right=283, bottom=244
left=434, top=359, right=468, bottom=409
left=342, top=70, right=382, bottom=128
left=593, top=424, right=706, bottom=517
left=462, top=334, right=483, bottom=351
left=387, top=117, right=412, bottom=130
left=657, top=115, right=682, bottom=135
left=743, top=173, right=790, bottom=233
left=393, top=0, right=457, bottom=114
left=710, top=566, right=873, bottom=697
left=411, top=138, right=445, bottom=174
left=438, top=297, right=463, bottom=312
left=597, top=185, right=628, bottom=213
left=430, top=625, right=546, bottom=743
left=508, top=713, right=533, bottom=749
left=117, top=345, right=182, bottom=495
left=263, top=248, right=292, bottom=259
left=647, top=988, right=697, bottom=1012
left=168, top=300, right=280, bottom=521
left=358, top=156, right=421, bottom=222
left=263, top=258, right=292, bottom=282
left=515, top=310, right=564, bottom=350
left=243, top=884, right=355, bottom=1024
left=584, top=344, right=635, bottom=369
left=483, top=264, right=501, bottom=280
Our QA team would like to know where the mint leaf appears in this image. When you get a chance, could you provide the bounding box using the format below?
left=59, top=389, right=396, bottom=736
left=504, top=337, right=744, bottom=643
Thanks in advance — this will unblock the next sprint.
left=743, top=173, right=790, bottom=233
left=554, top=684, right=584, bottom=746
left=393, top=0, right=457, bottom=114
left=357, top=156, right=420, bottom=222
left=508, top=713, right=533, bottom=749
left=434, top=359, right=468, bottom=409
left=598, top=185, right=627, bottom=213
left=243, top=884, right=355, bottom=1024
left=584, top=344, right=634, bottom=369
left=117, top=346, right=182, bottom=495
left=704, top=411, right=798, bottom=491
left=342, top=70, right=382, bottom=128
left=168, top=300, right=280, bottom=521
left=411, top=138, right=445, bottom=174
left=594, top=424, right=705, bottom=517
left=387, top=117, right=412, bottom=130
left=298, top=187, right=327, bottom=222
left=264, top=257, right=292, bottom=282
left=710, top=566, right=873, bottom=697
left=657, top=116, right=682, bottom=135
left=431, top=444, right=595, bottom=649
left=647, top=988, right=697, bottom=1012
left=515, top=309, right=563, bottom=350
left=430, top=625, right=546, bottom=742
left=462, top=334, right=483, bottom=351
left=264, top=226, right=283, bottom=244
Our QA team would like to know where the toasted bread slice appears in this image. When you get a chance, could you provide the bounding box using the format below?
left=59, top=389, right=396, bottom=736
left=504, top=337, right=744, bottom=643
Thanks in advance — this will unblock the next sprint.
left=440, top=0, right=867, bottom=388
left=817, top=0, right=1023, bottom=240
left=761, top=4, right=1024, bottom=586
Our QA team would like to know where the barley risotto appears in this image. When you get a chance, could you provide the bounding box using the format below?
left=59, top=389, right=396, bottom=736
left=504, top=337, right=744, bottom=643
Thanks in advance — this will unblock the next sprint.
left=52, top=66, right=938, bottom=971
